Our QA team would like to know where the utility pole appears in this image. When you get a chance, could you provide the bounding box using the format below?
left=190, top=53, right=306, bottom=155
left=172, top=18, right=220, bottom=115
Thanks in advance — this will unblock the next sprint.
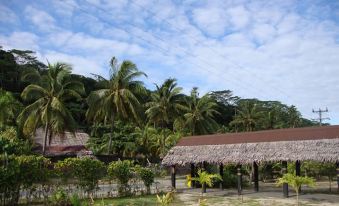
left=312, top=107, right=330, bottom=126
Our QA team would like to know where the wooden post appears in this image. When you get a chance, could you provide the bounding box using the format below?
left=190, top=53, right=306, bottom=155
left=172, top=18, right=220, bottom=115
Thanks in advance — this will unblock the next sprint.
left=202, top=162, right=207, bottom=193
left=219, top=163, right=224, bottom=190
left=282, top=161, right=288, bottom=198
left=336, top=161, right=339, bottom=192
left=171, top=165, right=176, bottom=189
left=296, top=160, right=301, bottom=193
left=237, top=164, right=242, bottom=195
left=191, top=163, right=195, bottom=188
left=253, top=161, right=259, bottom=192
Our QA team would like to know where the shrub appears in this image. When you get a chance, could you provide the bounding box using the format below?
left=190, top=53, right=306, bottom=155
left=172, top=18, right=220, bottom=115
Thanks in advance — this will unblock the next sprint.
left=0, top=127, right=31, bottom=155
left=135, top=166, right=155, bottom=194
left=55, top=157, right=106, bottom=196
left=222, top=170, right=237, bottom=188
left=49, top=188, right=70, bottom=206
left=0, top=154, right=51, bottom=205
left=107, top=160, right=134, bottom=196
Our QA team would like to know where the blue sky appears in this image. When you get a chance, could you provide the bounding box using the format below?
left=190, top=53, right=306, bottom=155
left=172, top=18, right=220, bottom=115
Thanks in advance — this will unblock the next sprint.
left=0, top=0, right=338, bottom=124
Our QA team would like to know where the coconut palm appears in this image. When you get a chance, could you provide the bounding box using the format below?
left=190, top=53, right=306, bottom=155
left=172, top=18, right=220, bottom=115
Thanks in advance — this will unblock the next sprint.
left=86, top=57, right=146, bottom=154
left=230, top=100, right=263, bottom=132
left=18, top=62, right=84, bottom=154
left=184, top=88, right=219, bottom=135
left=145, top=78, right=185, bottom=129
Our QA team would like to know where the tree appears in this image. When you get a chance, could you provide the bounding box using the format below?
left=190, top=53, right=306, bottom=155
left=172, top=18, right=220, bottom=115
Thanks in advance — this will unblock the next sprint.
left=145, top=78, right=185, bottom=129
left=183, top=88, right=219, bottom=135
left=286, top=105, right=301, bottom=128
left=230, top=100, right=264, bottom=132
left=86, top=57, right=146, bottom=154
left=276, top=173, right=315, bottom=205
left=191, top=169, right=222, bottom=194
left=0, top=89, right=22, bottom=129
left=18, top=62, right=84, bottom=154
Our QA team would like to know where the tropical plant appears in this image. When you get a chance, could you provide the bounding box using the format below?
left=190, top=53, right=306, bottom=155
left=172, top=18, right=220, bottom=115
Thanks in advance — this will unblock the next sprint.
left=0, top=127, right=31, bottom=155
left=54, top=157, right=105, bottom=196
left=286, top=105, right=301, bottom=128
left=183, top=88, right=219, bottom=135
left=156, top=190, right=175, bottom=206
left=276, top=173, right=315, bottom=205
left=18, top=62, right=84, bottom=154
left=86, top=57, right=146, bottom=154
left=191, top=170, right=222, bottom=193
left=0, top=89, right=22, bottom=129
left=135, top=166, right=155, bottom=194
left=230, top=100, right=263, bottom=132
left=107, top=160, right=134, bottom=196
left=146, top=78, right=185, bottom=129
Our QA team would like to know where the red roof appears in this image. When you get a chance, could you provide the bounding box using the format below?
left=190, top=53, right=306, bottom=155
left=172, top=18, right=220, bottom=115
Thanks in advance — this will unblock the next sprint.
left=177, top=125, right=339, bottom=146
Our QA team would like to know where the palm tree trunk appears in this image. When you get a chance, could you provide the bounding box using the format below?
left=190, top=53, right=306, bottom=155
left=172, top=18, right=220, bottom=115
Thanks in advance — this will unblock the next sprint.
left=43, top=123, right=48, bottom=155
left=108, top=114, right=114, bottom=154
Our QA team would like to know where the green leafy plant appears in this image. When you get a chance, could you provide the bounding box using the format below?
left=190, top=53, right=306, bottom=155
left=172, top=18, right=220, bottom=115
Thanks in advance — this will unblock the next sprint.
left=135, top=166, right=155, bottom=194
left=156, top=191, right=175, bottom=206
left=107, top=160, right=134, bottom=196
left=70, top=193, right=82, bottom=206
left=49, top=188, right=70, bottom=206
left=192, top=170, right=222, bottom=194
left=55, top=157, right=105, bottom=196
left=276, top=173, right=315, bottom=205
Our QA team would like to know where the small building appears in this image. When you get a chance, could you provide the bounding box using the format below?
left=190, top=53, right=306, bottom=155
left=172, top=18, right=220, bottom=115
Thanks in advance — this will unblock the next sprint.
left=34, top=128, right=91, bottom=158
left=162, top=125, right=339, bottom=196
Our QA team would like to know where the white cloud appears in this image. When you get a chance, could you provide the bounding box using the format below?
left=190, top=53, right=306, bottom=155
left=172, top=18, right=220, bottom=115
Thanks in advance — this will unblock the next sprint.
left=227, top=5, right=250, bottom=29
left=191, top=6, right=229, bottom=37
left=0, top=32, right=40, bottom=50
left=0, top=5, right=19, bottom=25
left=24, top=6, right=57, bottom=32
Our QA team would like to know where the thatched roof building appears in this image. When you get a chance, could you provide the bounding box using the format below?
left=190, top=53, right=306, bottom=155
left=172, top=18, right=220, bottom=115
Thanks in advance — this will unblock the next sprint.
left=34, top=129, right=90, bottom=157
left=162, top=125, right=339, bottom=166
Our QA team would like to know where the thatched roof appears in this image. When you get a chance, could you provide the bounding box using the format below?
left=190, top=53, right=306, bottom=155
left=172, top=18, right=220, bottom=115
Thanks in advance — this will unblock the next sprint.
left=34, top=128, right=90, bottom=156
left=162, top=126, right=339, bottom=166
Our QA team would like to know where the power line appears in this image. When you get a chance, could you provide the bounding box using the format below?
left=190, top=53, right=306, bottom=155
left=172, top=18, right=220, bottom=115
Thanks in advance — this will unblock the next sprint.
left=312, top=107, right=330, bottom=126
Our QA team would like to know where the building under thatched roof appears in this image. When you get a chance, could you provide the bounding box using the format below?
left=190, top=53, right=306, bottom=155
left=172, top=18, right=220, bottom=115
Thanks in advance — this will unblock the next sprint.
left=162, top=125, right=339, bottom=195
left=34, top=128, right=91, bottom=157
left=162, top=125, right=339, bottom=166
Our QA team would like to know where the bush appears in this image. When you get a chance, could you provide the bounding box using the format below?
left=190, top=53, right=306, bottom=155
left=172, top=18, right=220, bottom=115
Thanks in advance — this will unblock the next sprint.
left=135, top=166, right=155, bottom=194
left=0, top=127, right=31, bottom=155
left=0, top=154, right=51, bottom=205
left=49, top=188, right=70, bottom=206
left=55, top=157, right=106, bottom=195
left=107, top=160, right=134, bottom=196
left=222, top=170, right=238, bottom=188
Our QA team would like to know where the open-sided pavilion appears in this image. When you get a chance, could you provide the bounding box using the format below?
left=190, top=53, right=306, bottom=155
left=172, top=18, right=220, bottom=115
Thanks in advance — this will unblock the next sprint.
left=162, top=125, right=339, bottom=197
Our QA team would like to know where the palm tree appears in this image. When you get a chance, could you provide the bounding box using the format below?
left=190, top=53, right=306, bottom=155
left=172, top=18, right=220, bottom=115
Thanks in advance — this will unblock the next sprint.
left=191, top=170, right=222, bottom=194
left=184, top=88, right=219, bottom=135
left=230, top=100, right=263, bottom=132
left=287, top=105, right=301, bottom=128
left=86, top=57, right=146, bottom=154
left=0, top=89, right=22, bottom=129
left=145, top=78, right=185, bottom=129
left=18, top=62, right=84, bottom=154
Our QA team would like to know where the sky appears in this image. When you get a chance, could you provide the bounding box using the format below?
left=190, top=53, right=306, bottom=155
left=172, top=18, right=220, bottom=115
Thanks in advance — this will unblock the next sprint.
left=0, top=0, right=338, bottom=124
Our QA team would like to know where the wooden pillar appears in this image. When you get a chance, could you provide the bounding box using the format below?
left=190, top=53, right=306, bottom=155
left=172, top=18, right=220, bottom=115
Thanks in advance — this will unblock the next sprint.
left=202, top=162, right=207, bottom=193
left=296, top=160, right=301, bottom=193
left=171, top=165, right=176, bottom=189
left=336, top=161, right=339, bottom=192
left=282, top=161, right=289, bottom=198
left=237, top=164, right=242, bottom=195
left=219, top=163, right=224, bottom=190
left=190, top=163, right=196, bottom=188
left=295, top=160, right=301, bottom=176
left=253, top=161, right=259, bottom=192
